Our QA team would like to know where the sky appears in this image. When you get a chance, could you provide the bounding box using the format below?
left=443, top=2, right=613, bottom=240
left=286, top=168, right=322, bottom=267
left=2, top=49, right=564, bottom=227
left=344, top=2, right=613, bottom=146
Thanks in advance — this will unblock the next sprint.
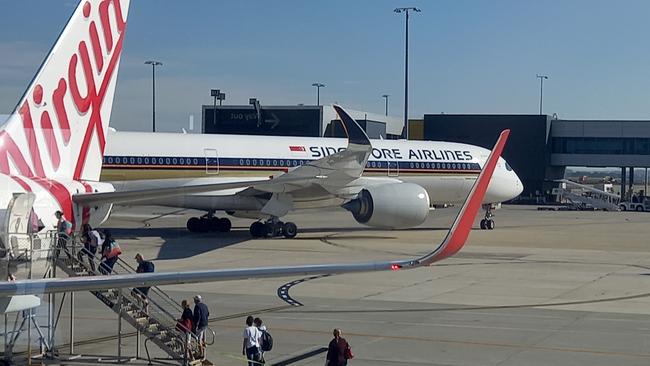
left=2, top=1, right=650, bottom=132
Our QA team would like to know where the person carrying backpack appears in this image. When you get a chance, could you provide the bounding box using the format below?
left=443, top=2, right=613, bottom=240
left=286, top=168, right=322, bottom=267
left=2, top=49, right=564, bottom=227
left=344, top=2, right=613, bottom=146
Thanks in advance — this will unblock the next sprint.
left=133, top=253, right=155, bottom=313
left=255, top=317, right=273, bottom=363
left=243, top=315, right=263, bottom=366
left=99, top=230, right=121, bottom=275
left=77, top=224, right=103, bottom=273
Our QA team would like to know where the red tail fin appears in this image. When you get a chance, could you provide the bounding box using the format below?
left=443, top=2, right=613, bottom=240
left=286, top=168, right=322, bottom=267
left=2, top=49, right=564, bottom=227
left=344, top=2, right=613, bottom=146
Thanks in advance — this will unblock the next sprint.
left=0, top=0, right=130, bottom=182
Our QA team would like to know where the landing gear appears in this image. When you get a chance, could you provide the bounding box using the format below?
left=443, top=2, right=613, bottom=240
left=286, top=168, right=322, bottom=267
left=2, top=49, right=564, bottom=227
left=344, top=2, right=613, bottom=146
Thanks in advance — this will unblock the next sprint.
left=249, top=218, right=298, bottom=239
left=186, top=213, right=232, bottom=233
left=480, top=204, right=495, bottom=230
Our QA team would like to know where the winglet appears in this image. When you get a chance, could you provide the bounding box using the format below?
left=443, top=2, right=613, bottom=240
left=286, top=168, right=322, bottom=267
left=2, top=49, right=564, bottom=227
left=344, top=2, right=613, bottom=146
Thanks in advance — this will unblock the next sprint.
left=332, top=105, right=371, bottom=146
left=416, top=129, right=511, bottom=265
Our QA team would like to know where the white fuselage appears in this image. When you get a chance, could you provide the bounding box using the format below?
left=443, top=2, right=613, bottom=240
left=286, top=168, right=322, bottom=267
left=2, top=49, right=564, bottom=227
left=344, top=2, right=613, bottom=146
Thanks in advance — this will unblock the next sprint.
left=102, top=131, right=523, bottom=212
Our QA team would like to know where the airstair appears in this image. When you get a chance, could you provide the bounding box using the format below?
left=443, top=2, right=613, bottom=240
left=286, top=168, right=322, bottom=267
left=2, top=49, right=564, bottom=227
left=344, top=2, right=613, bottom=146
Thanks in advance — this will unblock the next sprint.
left=553, top=179, right=621, bottom=211
left=55, top=242, right=215, bottom=366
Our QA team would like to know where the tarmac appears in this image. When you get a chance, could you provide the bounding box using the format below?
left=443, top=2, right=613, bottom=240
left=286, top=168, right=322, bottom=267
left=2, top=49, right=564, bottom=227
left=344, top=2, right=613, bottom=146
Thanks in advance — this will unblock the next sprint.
left=7, top=204, right=650, bottom=365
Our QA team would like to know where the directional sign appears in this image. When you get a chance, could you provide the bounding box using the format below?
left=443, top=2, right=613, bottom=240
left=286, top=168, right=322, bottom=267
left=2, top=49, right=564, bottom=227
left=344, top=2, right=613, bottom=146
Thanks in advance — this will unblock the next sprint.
left=203, top=106, right=321, bottom=137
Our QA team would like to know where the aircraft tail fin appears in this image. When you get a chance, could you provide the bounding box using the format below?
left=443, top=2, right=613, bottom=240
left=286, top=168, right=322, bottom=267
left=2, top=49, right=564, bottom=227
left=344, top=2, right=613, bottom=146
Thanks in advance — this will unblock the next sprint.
left=0, top=0, right=130, bottom=181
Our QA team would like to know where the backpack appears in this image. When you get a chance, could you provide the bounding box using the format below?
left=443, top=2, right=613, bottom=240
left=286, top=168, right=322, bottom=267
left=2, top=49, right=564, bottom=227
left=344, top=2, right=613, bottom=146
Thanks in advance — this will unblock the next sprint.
left=104, top=240, right=122, bottom=259
left=260, top=330, right=273, bottom=352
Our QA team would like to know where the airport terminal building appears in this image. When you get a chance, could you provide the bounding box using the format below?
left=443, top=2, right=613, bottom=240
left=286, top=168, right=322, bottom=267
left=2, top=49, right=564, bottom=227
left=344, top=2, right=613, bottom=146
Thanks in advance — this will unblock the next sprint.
left=420, top=114, right=650, bottom=200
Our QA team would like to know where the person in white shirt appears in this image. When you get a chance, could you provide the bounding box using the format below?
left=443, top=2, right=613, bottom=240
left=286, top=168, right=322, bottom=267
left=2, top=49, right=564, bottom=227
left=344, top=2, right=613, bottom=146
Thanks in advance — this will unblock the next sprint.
left=242, top=315, right=262, bottom=366
left=254, top=317, right=268, bottom=360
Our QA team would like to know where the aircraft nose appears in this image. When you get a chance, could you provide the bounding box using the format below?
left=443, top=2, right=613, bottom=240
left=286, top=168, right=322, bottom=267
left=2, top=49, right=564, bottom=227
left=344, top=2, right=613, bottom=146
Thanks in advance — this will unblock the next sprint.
left=485, top=168, right=524, bottom=203
left=512, top=173, right=524, bottom=198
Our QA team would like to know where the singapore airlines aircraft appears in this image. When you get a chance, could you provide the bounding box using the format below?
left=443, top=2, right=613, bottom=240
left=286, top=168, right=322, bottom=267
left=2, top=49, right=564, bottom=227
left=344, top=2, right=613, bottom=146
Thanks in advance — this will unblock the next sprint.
left=101, top=129, right=523, bottom=236
left=0, top=130, right=513, bottom=302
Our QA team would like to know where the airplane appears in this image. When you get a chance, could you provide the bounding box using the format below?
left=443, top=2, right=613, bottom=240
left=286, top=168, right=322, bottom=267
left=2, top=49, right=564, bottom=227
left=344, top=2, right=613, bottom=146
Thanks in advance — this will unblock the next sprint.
left=0, top=128, right=512, bottom=300
left=0, top=0, right=515, bottom=312
left=0, top=0, right=132, bottom=315
left=100, top=128, right=523, bottom=237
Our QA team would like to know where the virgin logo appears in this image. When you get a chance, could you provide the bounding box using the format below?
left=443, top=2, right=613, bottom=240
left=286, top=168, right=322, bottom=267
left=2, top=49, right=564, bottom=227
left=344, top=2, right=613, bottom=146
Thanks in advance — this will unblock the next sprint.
left=0, top=0, right=126, bottom=181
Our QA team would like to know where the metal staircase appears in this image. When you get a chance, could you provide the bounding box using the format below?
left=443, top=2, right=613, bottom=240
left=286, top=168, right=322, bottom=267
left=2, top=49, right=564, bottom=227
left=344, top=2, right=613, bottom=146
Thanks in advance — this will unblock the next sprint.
left=56, top=241, right=215, bottom=366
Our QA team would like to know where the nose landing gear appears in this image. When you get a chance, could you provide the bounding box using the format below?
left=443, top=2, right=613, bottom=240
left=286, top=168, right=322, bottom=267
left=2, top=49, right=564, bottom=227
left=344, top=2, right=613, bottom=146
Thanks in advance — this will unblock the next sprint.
left=479, top=204, right=495, bottom=230
left=249, top=217, right=298, bottom=239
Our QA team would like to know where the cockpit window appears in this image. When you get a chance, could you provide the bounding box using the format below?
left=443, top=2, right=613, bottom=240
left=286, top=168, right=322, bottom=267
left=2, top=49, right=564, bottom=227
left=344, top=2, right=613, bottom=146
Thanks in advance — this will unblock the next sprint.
left=505, top=161, right=513, bottom=171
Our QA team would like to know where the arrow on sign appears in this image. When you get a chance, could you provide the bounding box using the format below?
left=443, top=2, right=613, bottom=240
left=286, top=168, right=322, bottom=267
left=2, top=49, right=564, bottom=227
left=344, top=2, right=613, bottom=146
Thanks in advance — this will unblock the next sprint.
left=264, top=113, right=280, bottom=129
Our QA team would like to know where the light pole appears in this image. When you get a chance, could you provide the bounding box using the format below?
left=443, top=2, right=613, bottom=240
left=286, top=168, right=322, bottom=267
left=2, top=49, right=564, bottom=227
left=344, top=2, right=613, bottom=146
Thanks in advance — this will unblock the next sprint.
left=536, top=74, right=548, bottom=115
left=394, top=7, right=420, bottom=139
left=382, top=94, right=390, bottom=116
left=144, top=60, right=163, bottom=132
left=312, top=83, right=325, bottom=106
left=210, top=89, right=220, bottom=126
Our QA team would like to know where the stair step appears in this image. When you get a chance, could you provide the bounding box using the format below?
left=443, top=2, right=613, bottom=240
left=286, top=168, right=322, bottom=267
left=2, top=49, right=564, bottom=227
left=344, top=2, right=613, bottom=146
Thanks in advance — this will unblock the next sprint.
left=135, top=317, right=150, bottom=324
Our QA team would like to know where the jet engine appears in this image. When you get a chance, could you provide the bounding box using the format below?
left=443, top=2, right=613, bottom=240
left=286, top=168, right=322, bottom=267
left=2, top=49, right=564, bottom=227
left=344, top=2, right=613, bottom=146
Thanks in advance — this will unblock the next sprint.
left=343, top=183, right=430, bottom=229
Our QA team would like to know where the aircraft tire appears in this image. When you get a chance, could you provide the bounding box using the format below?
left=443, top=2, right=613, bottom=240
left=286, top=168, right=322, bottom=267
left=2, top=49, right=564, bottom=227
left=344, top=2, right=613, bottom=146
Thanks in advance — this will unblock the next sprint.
left=267, top=222, right=282, bottom=238
left=283, top=222, right=298, bottom=238
left=187, top=217, right=201, bottom=232
left=208, top=217, right=220, bottom=232
left=197, top=218, right=211, bottom=232
left=480, top=219, right=487, bottom=230
left=217, top=218, right=232, bottom=232
left=250, top=221, right=265, bottom=237
left=487, top=219, right=495, bottom=230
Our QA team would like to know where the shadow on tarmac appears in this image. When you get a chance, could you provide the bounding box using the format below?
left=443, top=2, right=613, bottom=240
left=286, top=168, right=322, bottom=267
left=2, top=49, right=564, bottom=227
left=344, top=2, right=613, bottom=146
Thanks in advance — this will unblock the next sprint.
left=107, top=227, right=251, bottom=260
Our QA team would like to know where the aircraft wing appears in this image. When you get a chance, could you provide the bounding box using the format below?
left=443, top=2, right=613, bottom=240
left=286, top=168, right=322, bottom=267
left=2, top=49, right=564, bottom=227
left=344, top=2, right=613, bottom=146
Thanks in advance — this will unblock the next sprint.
left=0, top=130, right=510, bottom=297
left=73, top=105, right=371, bottom=206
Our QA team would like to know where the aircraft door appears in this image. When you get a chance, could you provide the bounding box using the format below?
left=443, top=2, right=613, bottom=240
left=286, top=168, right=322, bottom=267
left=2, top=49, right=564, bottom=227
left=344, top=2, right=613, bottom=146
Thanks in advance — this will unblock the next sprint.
left=204, top=148, right=219, bottom=175
left=387, top=161, right=399, bottom=177
left=0, top=193, right=36, bottom=261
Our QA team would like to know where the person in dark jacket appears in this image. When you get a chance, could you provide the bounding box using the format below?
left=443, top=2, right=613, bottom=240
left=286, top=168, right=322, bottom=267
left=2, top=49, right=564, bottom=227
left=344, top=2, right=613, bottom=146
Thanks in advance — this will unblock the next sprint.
left=193, top=295, right=210, bottom=358
left=134, top=253, right=154, bottom=295
left=325, top=328, right=350, bottom=366
left=133, top=253, right=155, bottom=313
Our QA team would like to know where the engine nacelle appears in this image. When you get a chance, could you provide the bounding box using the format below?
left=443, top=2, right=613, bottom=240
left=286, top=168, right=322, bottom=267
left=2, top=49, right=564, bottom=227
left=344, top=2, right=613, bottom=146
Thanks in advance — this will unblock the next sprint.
left=343, top=183, right=430, bottom=229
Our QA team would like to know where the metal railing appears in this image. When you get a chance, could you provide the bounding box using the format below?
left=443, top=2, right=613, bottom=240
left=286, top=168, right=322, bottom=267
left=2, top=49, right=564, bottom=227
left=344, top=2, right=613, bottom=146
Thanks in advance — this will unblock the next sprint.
left=53, top=233, right=215, bottom=362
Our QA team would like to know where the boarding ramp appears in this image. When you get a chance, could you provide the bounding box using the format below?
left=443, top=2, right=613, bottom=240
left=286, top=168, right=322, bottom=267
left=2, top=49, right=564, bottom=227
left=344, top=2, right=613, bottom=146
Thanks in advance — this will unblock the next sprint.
left=553, top=179, right=620, bottom=211
left=55, top=242, right=215, bottom=365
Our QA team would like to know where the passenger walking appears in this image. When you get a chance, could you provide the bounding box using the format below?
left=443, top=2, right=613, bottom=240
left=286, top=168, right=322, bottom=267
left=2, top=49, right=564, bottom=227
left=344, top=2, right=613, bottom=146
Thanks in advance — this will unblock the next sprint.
left=133, top=253, right=155, bottom=312
left=99, top=230, right=121, bottom=275
left=55, top=210, right=72, bottom=259
left=325, top=329, right=352, bottom=366
left=77, top=224, right=102, bottom=273
left=192, top=295, right=210, bottom=359
left=255, top=317, right=272, bottom=363
left=177, top=299, right=194, bottom=361
left=242, top=315, right=262, bottom=366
